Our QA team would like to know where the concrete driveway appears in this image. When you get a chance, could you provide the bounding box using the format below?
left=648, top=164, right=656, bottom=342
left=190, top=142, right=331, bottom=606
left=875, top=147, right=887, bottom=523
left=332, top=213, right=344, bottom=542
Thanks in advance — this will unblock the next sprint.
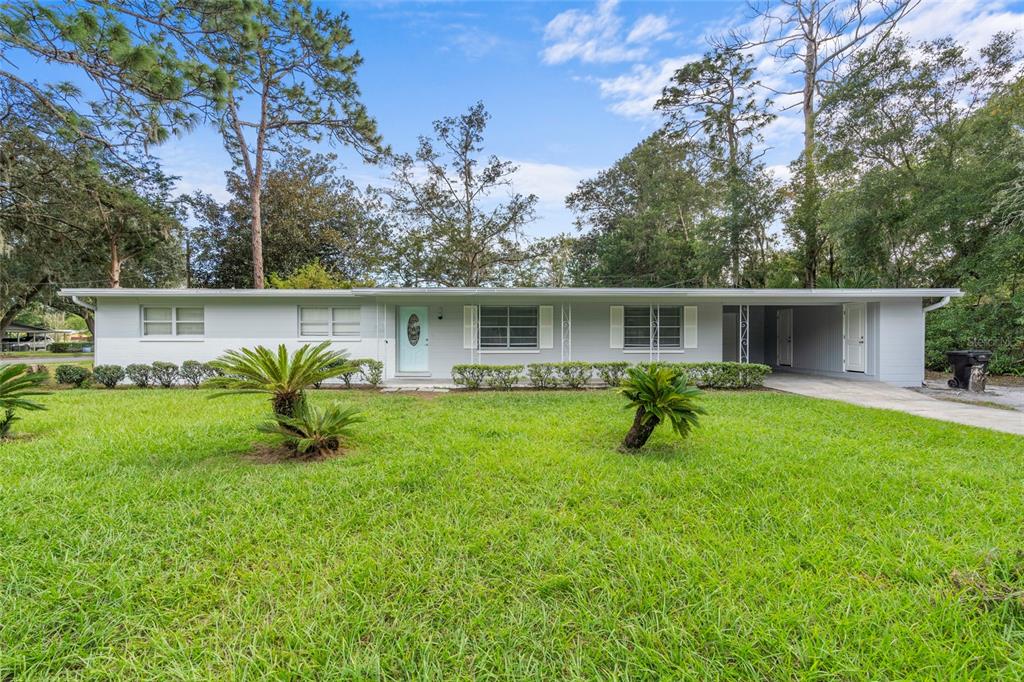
left=765, top=374, right=1024, bottom=436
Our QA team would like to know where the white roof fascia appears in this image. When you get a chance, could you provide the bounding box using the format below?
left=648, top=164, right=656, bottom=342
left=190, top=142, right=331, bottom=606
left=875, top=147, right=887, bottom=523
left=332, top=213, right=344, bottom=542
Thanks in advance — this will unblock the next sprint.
left=59, top=287, right=964, bottom=300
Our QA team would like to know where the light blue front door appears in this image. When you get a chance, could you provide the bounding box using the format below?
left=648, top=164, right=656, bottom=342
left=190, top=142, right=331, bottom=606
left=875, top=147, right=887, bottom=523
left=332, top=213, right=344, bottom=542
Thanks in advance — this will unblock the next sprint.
left=398, top=306, right=429, bottom=372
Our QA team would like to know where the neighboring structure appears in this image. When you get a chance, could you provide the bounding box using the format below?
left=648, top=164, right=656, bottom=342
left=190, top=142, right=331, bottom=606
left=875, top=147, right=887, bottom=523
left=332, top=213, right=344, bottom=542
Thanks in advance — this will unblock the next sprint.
left=60, top=287, right=962, bottom=386
left=2, top=322, right=56, bottom=352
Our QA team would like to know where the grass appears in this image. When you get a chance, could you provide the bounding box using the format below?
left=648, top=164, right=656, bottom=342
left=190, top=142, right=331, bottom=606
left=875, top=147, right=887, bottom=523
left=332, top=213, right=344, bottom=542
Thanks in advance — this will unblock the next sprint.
left=2, top=388, right=1023, bottom=679
left=0, top=350, right=93, bottom=360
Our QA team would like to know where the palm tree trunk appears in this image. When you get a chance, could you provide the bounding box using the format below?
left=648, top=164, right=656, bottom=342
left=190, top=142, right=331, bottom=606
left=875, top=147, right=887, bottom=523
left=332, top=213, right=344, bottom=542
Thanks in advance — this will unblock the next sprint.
left=620, top=406, right=660, bottom=452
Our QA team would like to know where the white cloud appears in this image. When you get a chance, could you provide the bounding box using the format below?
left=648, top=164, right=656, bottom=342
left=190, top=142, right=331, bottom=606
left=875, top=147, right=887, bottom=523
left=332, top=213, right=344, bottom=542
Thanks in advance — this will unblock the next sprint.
left=155, top=137, right=232, bottom=201
left=541, top=0, right=670, bottom=65
left=627, top=15, right=673, bottom=44
left=766, top=164, right=793, bottom=184
left=445, top=24, right=504, bottom=60
left=512, top=160, right=597, bottom=200
left=596, top=56, right=699, bottom=119
left=511, top=160, right=600, bottom=235
left=899, top=0, right=1024, bottom=52
left=546, top=0, right=1024, bottom=166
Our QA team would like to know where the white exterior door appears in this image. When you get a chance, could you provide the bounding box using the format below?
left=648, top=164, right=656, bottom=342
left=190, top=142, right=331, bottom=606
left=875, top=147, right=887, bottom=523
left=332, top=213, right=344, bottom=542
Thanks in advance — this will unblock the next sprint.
left=777, top=308, right=793, bottom=366
left=397, top=306, right=429, bottom=372
left=844, top=303, right=867, bottom=373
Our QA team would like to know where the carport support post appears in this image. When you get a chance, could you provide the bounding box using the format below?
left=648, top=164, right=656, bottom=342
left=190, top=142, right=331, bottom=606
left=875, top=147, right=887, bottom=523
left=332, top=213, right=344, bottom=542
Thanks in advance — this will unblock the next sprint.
left=560, top=304, right=572, bottom=361
left=739, top=304, right=750, bottom=363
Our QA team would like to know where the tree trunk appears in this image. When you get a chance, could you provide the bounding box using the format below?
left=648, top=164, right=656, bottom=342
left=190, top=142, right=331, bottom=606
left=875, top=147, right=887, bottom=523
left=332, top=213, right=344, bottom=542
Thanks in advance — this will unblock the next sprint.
left=0, top=277, right=48, bottom=336
left=109, top=235, right=121, bottom=288
left=620, top=406, right=660, bottom=452
left=273, top=391, right=303, bottom=418
left=250, top=182, right=264, bottom=289
left=800, top=15, right=821, bottom=288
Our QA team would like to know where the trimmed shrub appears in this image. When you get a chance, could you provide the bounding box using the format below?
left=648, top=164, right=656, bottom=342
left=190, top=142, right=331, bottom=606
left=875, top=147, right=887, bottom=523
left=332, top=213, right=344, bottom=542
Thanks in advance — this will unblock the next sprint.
left=484, top=365, right=524, bottom=390
left=451, top=364, right=490, bottom=389
left=55, top=364, right=91, bottom=387
left=337, top=361, right=361, bottom=388
left=151, top=361, right=180, bottom=388
left=592, top=361, right=630, bottom=387
left=93, top=364, right=125, bottom=388
left=180, top=360, right=214, bottom=388
left=125, top=363, right=153, bottom=388
left=553, top=361, right=592, bottom=389
left=358, top=359, right=384, bottom=387
left=526, top=363, right=558, bottom=389
left=643, top=361, right=771, bottom=389
left=47, top=342, right=88, bottom=353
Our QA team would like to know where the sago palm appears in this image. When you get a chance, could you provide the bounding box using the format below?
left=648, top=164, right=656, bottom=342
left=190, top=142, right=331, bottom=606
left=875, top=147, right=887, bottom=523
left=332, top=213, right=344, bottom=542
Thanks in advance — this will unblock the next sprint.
left=207, top=342, right=355, bottom=416
left=258, top=400, right=364, bottom=459
left=0, top=364, right=47, bottom=439
left=617, top=365, right=705, bottom=452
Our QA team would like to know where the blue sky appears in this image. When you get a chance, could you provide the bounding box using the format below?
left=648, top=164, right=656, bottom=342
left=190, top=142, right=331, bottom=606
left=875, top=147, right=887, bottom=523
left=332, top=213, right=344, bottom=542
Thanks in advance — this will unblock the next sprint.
left=19, top=0, right=1024, bottom=236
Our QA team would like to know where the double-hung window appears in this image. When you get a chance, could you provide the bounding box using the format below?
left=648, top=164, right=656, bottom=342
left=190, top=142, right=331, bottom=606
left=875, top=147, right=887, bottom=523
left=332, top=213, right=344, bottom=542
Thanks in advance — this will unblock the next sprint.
left=142, top=306, right=205, bottom=337
left=299, top=306, right=360, bottom=339
left=624, top=305, right=683, bottom=349
left=480, top=305, right=539, bottom=349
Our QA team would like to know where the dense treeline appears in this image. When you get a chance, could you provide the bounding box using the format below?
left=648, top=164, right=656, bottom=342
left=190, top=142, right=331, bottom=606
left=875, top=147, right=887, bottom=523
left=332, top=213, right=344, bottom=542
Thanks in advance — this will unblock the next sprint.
left=0, top=1, right=1021, bottom=372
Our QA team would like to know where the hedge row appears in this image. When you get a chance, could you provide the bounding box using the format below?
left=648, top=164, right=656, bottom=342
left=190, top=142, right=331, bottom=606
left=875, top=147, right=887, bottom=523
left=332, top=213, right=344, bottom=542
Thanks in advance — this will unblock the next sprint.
left=47, top=342, right=90, bottom=353
left=70, top=358, right=385, bottom=389
left=451, top=361, right=771, bottom=390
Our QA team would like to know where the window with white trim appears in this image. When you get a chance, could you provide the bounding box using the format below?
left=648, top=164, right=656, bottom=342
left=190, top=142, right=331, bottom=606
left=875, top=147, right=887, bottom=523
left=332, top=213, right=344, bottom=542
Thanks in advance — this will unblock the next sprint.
left=480, top=305, right=538, bottom=349
left=299, top=306, right=361, bottom=338
left=142, top=306, right=205, bottom=336
left=624, top=305, right=682, bottom=349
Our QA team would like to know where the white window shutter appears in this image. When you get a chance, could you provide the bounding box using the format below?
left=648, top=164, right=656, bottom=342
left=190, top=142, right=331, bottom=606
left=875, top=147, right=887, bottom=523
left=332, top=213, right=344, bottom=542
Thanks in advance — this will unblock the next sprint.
left=463, top=305, right=478, bottom=349
left=684, top=305, right=698, bottom=348
left=539, top=305, right=554, bottom=349
left=609, top=305, right=624, bottom=349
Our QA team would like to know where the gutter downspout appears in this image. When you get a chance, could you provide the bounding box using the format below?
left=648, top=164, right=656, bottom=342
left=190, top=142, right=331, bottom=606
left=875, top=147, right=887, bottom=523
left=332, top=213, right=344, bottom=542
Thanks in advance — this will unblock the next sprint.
left=923, top=296, right=950, bottom=313
left=70, top=295, right=96, bottom=313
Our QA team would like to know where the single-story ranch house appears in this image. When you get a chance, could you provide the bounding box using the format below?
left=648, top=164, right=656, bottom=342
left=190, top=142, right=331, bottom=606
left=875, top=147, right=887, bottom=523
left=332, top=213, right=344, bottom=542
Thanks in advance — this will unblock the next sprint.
left=60, top=287, right=962, bottom=387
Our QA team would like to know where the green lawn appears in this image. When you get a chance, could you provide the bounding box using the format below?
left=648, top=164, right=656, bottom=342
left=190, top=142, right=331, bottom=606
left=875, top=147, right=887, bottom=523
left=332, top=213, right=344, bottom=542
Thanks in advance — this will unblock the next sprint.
left=2, top=388, right=1023, bottom=679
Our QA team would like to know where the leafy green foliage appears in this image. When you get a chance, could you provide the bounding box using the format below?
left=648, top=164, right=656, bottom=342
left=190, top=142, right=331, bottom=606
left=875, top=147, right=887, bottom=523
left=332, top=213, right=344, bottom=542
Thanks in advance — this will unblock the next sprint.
left=385, top=102, right=537, bottom=286
left=525, top=363, right=559, bottom=389
left=257, top=400, right=364, bottom=459
left=0, top=363, right=46, bottom=438
left=358, top=359, right=384, bottom=387
left=54, top=364, right=90, bottom=388
left=926, top=299, right=1024, bottom=375
left=553, top=362, right=592, bottom=389
left=186, top=0, right=383, bottom=287
left=656, top=47, right=778, bottom=286
left=125, top=364, right=152, bottom=388
left=451, top=365, right=491, bottom=390
left=183, top=148, right=390, bottom=289
left=150, top=362, right=179, bottom=388
left=268, top=261, right=374, bottom=290
left=179, top=360, right=215, bottom=388
left=46, top=342, right=88, bottom=353
left=484, top=365, right=524, bottom=391
left=92, top=365, right=125, bottom=389
left=207, top=342, right=353, bottom=416
left=592, top=362, right=630, bottom=387
left=618, top=365, right=706, bottom=451
left=459, top=362, right=769, bottom=391
left=645, top=362, right=772, bottom=389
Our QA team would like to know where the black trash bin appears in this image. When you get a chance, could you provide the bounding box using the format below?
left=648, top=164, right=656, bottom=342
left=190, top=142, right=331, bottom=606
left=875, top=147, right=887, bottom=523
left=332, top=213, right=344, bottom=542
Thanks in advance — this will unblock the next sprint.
left=945, top=349, right=992, bottom=388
